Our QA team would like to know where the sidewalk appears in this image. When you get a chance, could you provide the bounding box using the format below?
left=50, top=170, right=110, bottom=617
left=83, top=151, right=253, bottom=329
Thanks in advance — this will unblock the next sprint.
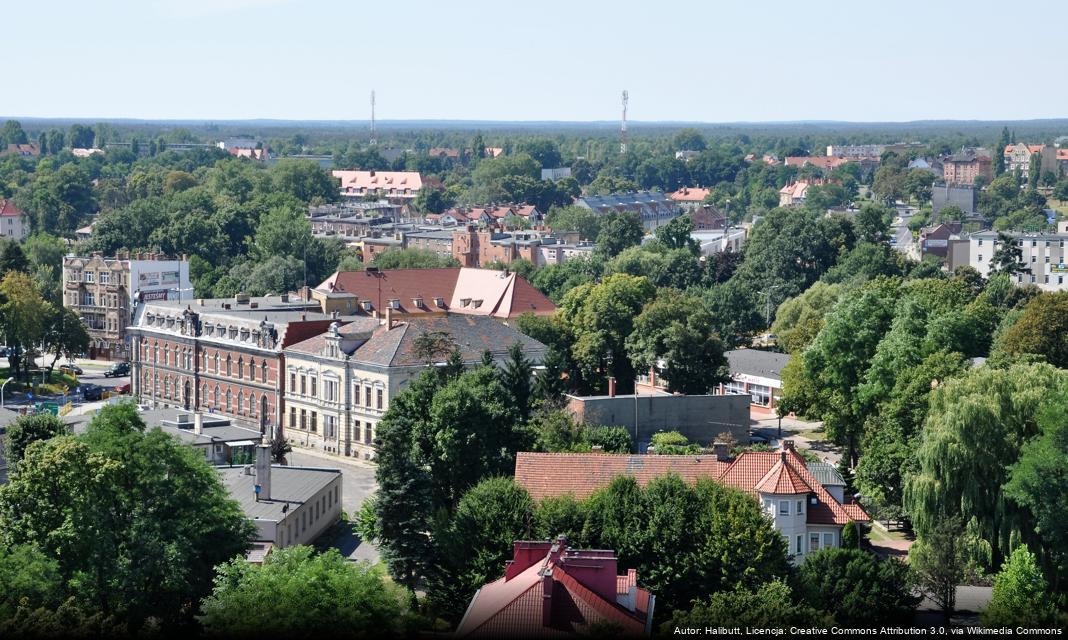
left=287, top=443, right=377, bottom=470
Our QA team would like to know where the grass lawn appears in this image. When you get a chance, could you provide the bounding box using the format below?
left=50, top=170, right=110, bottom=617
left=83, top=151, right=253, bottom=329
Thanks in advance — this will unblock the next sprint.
left=868, top=521, right=912, bottom=544
left=0, top=367, right=81, bottom=395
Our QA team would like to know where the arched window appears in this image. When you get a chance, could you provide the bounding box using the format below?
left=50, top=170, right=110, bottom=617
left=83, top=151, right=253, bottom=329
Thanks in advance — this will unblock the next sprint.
left=214, top=353, right=220, bottom=373
left=213, top=386, right=219, bottom=406
left=236, top=392, right=243, bottom=413
left=225, top=390, right=232, bottom=412
left=248, top=359, right=256, bottom=381
left=237, top=357, right=243, bottom=379
left=202, top=384, right=208, bottom=406
left=163, top=345, right=170, bottom=367
left=249, top=393, right=257, bottom=418
left=153, top=344, right=159, bottom=364
left=153, top=374, right=160, bottom=397
left=261, top=362, right=268, bottom=381
left=226, top=356, right=232, bottom=376
left=163, top=377, right=170, bottom=398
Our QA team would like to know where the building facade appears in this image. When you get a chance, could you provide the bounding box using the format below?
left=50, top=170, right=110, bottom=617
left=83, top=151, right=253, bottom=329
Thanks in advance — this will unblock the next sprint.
left=332, top=170, right=423, bottom=203
left=969, top=222, right=1068, bottom=291
left=282, top=314, right=547, bottom=460
left=575, top=192, right=681, bottom=232
left=942, top=152, right=992, bottom=185
left=128, top=295, right=338, bottom=435
left=62, top=253, right=191, bottom=360
left=0, top=200, right=30, bottom=241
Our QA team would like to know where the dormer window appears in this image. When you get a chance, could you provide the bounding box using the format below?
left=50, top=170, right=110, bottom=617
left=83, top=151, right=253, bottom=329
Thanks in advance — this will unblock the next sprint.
left=388, top=299, right=400, bottom=310
left=472, top=299, right=483, bottom=308
left=412, top=297, right=423, bottom=308
left=361, top=300, right=373, bottom=312
left=460, top=298, right=471, bottom=307
left=433, top=297, right=445, bottom=308
left=205, top=325, right=214, bottom=336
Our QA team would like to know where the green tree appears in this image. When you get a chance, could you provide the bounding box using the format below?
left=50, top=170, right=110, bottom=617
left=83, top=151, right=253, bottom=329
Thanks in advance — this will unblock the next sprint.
left=269, top=159, right=338, bottom=204
left=0, top=542, right=63, bottom=622
left=372, top=248, right=460, bottom=269
left=501, top=342, right=533, bottom=422
left=0, top=120, right=28, bottom=146
left=625, top=289, right=728, bottom=394
left=67, top=124, right=95, bottom=149
left=854, top=202, right=892, bottom=243
left=0, top=271, right=51, bottom=380
left=558, top=274, right=656, bottom=395
left=41, top=305, right=90, bottom=376
left=653, top=214, right=698, bottom=253
left=595, top=211, right=644, bottom=258
left=795, top=548, right=920, bottom=625
left=199, top=546, right=409, bottom=638
left=981, top=546, right=1057, bottom=628
left=904, top=363, right=1066, bottom=570
left=989, top=232, right=1029, bottom=276
left=0, top=240, right=29, bottom=275
left=672, top=128, right=706, bottom=151
left=909, top=517, right=967, bottom=622
left=662, top=580, right=831, bottom=631
left=0, top=403, right=255, bottom=631
left=992, top=292, right=1068, bottom=368
left=4, top=414, right=69, bottom=466
left=770, top=281, right=845, bottom=354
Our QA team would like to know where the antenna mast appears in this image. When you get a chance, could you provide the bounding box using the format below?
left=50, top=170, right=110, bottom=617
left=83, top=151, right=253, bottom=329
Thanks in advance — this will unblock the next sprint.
left=620, top=90, right=629, bottom=154
left=370, top=90, right=377, bottom=146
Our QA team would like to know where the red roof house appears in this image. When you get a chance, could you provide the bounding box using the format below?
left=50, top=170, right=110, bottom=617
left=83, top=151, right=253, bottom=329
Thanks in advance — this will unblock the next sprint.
left=455, top=536, right=654, bottom=638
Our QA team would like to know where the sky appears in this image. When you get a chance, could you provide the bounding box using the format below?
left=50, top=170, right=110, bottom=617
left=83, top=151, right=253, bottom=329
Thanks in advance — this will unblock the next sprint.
left=4, top=0, right=1066, bottom=123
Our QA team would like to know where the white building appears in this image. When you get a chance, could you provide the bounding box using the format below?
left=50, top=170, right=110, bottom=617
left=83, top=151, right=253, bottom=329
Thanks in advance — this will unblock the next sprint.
left=0, top=200, right=30, bottom=241
left=969, top=222, right=1068, bottom=291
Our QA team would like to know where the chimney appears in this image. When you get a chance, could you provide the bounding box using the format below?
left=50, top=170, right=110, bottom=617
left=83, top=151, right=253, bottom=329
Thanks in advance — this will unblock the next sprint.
left=255, top=437, right=272, bottom=502
left=713, top=441, right=730, bottom=462
left=385, top=306, right=393, bottom=330
left=607, top=376, right=616, bottom=398
left=194, top=412, right=203, bottom=436
left=783, top=439, right=795, bottom=451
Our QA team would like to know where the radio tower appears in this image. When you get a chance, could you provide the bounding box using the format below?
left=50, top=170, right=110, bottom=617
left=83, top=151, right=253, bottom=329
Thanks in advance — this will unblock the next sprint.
left=369, top=90, right=377, bottom=146
left=619, top=90, right=629, bottom=154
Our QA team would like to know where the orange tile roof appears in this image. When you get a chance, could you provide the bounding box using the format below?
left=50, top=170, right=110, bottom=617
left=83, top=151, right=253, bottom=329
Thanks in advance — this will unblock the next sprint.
left=667, top=187, right=711, bottom=202
left=516, top=448, right=868, bottom=526
left=0, top=200, right=25, bottom=217
left=332, top=170, right=423, bottom=194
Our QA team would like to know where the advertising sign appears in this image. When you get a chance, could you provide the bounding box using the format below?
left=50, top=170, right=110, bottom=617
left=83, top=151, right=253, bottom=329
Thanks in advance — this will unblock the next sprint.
left=141, top=290, right=169, bottom=302
left=139, top=272, right=160, bottom=287
left=161, top=270, right=179, bottom=286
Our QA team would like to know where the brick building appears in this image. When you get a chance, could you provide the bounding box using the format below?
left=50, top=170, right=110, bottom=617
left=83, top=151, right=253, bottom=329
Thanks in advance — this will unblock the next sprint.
left=942, top=151, right=993, bottom=185
left=63, top=252, right=191, bottom=360
left=128, top=295, right=338, bottom=435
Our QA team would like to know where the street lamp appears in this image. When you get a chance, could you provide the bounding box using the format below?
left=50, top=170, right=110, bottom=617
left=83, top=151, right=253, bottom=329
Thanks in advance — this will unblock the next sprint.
left=0, top=377, right=12, bottom=408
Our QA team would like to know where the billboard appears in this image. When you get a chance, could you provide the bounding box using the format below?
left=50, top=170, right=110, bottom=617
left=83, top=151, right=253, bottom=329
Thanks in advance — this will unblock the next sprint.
left=161, top=270, right=179, bottom=286
left=141, top=290, right=169, bottom=302
left=139, top=271, right=160, bottom=287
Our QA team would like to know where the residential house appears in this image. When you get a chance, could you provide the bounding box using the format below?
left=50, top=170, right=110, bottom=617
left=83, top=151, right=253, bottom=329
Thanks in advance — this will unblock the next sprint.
left=514, top=442, right=870, bottom=563
left=63, top=252, right=192, bottom=360
left=692, top=228, right=745, bottom=256
left=0, top=199, right=30, bottom=241
left=455, top=536, right=654, bottom=638
left=908, top=157, right=943, bottom=177
left=690, top=204, right=727, bottom=230
left=434, top=205, right=542, bottom=228
left=674, top=150, right=700, bottom=162
left=428, top=147, right=460, bottom=160
left=140, top=408, right=264, bottom=465
left=312, top=267, right=556, bottom=318
left=332, top=170, right=423, bottom=203
left=307, top=201, right=403, bottom=238
left=541, top=167, right=572, bottom=181
left=666, top=187, right=710, bottom=210
left=719, top=349, right=789, bottom=415
left=218, top=442, right=342, bottom=548
left=1004, top=143, right=1058, bottom=178
left=919, top=223, right=962, bottom=261
left=2, top=143, right=39, bottom=158
left=942, top=150, right=993, bottom=185
left=779, top=179, right=828, bottom=207
left=574, top=192, right=681, bottom=232
left=283, top=314, right=547, bottom=460
left=128, top=294, right=338, bottom=435
left=784, top=156, right=850, bottom=171
left=968, top=222, right=1068, bottom=291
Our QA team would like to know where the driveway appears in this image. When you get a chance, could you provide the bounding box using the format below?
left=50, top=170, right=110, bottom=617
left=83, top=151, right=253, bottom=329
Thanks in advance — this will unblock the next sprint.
left=749, top=414, right=843, bottom=464
left=287, top=448, right=380, bottom=563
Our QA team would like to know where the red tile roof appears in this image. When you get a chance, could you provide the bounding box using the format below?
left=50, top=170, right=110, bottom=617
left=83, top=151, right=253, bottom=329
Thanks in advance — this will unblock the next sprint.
left=332, top=170, right=423, bottom=195
left=784, top=156, right=851, bottom=169
left=667, top=187, right=711, bottom=202
left=515, top=448, right=868, bottom=526
left=316, top=267, right=555, bottom=318
left=0, top=200, right=25, bottom=218
left=456, top=538, right=651, bottom=638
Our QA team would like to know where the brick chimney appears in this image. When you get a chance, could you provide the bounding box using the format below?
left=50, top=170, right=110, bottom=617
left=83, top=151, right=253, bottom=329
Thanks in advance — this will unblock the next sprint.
left=713, top=441, right=730, bottom=462
left=255, top=437, right=272, bottom=502
left=607, top=376, right=616, bottom=398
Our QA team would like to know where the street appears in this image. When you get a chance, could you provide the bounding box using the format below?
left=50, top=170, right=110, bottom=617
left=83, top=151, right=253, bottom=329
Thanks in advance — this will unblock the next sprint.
left=2, top=357, right=130, bottom=412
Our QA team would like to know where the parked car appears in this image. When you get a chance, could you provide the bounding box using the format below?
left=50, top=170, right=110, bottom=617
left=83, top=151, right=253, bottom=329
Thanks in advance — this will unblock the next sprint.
left=81, top=384, right=104, bottom=402
left=115, top=382, right=131, bottom=394
left=59, top=363, right=84, bottom=376
left=103, top=362, right=130, bottom=378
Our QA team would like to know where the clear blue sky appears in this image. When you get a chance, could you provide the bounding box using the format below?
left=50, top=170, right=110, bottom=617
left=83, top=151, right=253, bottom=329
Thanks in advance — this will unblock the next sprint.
left=6, top=0, right=1065, bottom=122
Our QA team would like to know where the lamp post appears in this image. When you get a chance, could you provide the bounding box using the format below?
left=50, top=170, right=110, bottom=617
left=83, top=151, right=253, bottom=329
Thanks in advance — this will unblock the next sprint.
left=0, top=377, right=12, bottom=408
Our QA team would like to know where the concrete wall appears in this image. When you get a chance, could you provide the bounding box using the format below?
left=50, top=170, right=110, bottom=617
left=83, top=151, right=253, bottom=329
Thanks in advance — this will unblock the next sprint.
left=566, top=393, right=750, bottom=450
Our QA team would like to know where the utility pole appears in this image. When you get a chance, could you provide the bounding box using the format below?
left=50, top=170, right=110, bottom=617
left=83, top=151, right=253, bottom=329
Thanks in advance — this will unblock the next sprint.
left=620, top=90, right=628, bottom=154
left=756, top=286, right=781, bottom=330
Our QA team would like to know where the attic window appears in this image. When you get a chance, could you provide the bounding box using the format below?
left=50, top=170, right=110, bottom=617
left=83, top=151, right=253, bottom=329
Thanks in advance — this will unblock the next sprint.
left=472, top=299, right=483, bottom=308
left=433, top=297, right=445, bottom=308
left=361, top=300, right=373, bottom=312
left=460, top=298, right=471, bottom=307
left=412, top=297, right=424, bottom=308
left=388, top=299, right=400, bottom=310
left=205, top=325, right=214, bottom=336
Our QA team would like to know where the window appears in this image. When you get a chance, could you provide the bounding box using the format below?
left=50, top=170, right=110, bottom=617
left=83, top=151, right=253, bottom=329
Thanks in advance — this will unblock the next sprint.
left=262, top=362, right=268, bottom=381
left=237, top=393, right=243, bottom=413
left=84, top=271, right=94, bottom=283
left=796, top=500, right=804, bottom=515
left=153, top=345, right=159, bottom=364
left=354, top=384, right=361, bottom=406
left=100, top=271, right=109, bottom=285
left=82, top=292, right=95, bottom=306
left=214, top=353, right=220, bottom=372
left=300, top=409, right=307, bottom=430
left=810, top=532, right=820, bottom=552
left=237, top=357, right=243, bottom=379
left=978, top=239, right=983, bottom=246
left=300, top=375, right=307, bottom=395
left=249, top=394, right=256, bottom=418
left=796, top=535, right=803, bottom=555
left=213, top=386, right=219, bottom=406
left=1046, top=256, right=1051, bottom=263
left=248, top=359, right=255, bottom=381
left=779, top=501, right=789, bottom=516
left=310, top=411, right=317, bottom=433
left=226, top=356, right=232, bottom=376
left=1032, top=255, right=1037, bottom=263
left=823, top=533, right=835, bottom=548
left=310, top=377, right=317, bottom=398
left=376, top=389, right=383, bottom=410
left=978, top=254, right=983, bottom=263
left=364, top=385, right=372, bottom=407
left=725, top=380, right=746, bottom=395
left=290, top=407, right=297, bottom=428
left=225, top=390, right=232, bottom=412
left=749, top=384, right=771, bottom=407
left=290, top=372, right=297, bottom=392
left=364, top=422, right=373, bottom=445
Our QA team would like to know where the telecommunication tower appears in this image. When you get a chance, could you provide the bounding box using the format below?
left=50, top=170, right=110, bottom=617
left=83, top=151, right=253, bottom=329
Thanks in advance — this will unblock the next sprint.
left=620, top=90, right=629, bottom=154
left=370, top=90, right=377, bottom=146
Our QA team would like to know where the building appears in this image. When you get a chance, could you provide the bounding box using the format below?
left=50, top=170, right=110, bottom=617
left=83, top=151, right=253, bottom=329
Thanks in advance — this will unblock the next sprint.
left=218, top=441, right=341, bottom=548
left=908, top=157, right=942, bottom=176
left=0, top=199, right=30, bottom=241
left=565, top=392, right=750, bottom=451
left=313, top=267, right=556, bottom=318
left=541, top=167, right=572, bottom=181
left=428, top=147, right=460, bottom=160
left=942, top=151, right=993, bottom=185
left=432, top=205, right=542, bottom=228
left=403, top=228, right=455, bottom=260
left=455, top=536, right=654, bottom=638
left=515, top=442, right=870, bottom=562
left=128, top=294, right=339, bottom=435
left=228, top=147, right=269, bottom=161
left=1003, top=143, right=1058, bottom=178
left=666, top=187, right=710, bottom=210
left=283, top=314, right=547, bottom=460
left=123, top=408, right=264, bottom=464
left=692, top=228, right=746, bottom=255
left=306, top=201, right=403, bottom=238
left=2, top=143, right=39, bottom=158
left=719, top=349, right=789, bottom=415
left=826, top=144, right=885, bottom=159
left=783, top=156, right=851, bottom=171
left=71, top=148, right=104, bottom=158
left=779, top=179, right=827, bottom=207
left=332, top=170, right=423, bottom=203
left=451, top=226, right=559, bottom=267
left=932, top=184, right=978, bottom=216
left=536, top=239, right=596, bottom=265
left=919, top=223, right=962, bottom=261
left=675, top=150, right=700, bottom=162
left=968, top=222, right=1068, bottom=291
left=690, top=204, right=726, bottom=230
left=63, top=252, right=192, bottom=360
left=574, top=192, right=681, bottom=232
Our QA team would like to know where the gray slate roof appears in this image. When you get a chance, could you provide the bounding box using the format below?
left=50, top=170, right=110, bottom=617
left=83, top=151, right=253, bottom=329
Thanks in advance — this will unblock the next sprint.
left=726, top=349, right=790, bottom=381
left=219, top=465, right=340, bottom=522
left=806, top=462, right=846, bottom=487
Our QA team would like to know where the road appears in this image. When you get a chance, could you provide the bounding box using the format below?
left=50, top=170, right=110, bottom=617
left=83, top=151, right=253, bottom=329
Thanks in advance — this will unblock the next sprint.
left=287, top=448, right=380, bottom=563
left=2, top=357, right=129, bottom=412
left=750, top=414, right=843, bottom=464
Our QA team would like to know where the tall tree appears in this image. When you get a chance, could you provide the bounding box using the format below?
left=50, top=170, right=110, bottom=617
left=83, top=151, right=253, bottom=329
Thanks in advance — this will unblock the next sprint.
left=595, top=211, right=644, bottom=258
left=992, top=292, right=1068, bottom=368
left=501, top=342, right=533, bottom=422
left=795, top=548, right=920, bottom=625
left=4, top=414, right=69, bottom=466
left=980, top=546, right=1057, bottom=627
left=0, top=272, right=51, bottom=380
left=909, top=517, right=967, bottom=622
